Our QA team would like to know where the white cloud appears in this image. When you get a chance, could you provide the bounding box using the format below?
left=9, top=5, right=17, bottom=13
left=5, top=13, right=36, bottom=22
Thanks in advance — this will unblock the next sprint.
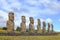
left=0, top=0, right=60, bottom=30
left=55, top=30, right=60, bottom=32
left=25, top=0, right=60, bottom=15
left=0, top=0, right=60, bottom=15
left=0, top=10, right=8, bottom=20
left=0, top=10, right=8, bottom=27
left=46, top=18, right=52, bottom=23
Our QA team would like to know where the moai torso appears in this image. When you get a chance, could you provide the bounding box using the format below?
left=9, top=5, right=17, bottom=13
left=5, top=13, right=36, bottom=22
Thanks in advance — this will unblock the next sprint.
left=48, top=23, right=50, bottom=33
left=7, top=20, right=14, bottom=33
left=6, top=12, right=14, bottom=33
left=20, top=23, right=26, bottom=33
left=42, top=21, right=46, bottom=33
left=20, top=16, right=26, bottom=33
left=37, top=19, right=41, bottom=33
left=29, top=23, right=34, bottom=32
left=29, top=17, right=34, bottom=33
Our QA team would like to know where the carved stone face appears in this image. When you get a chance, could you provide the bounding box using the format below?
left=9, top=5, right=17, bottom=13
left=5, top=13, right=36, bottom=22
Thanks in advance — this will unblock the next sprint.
left=29, top=17, right=34, bottom=24
left=48, top=23, right=50, bottom=27
left=9, top=12, right=14, bottom=21
left=37, top=19, right=41, bottom=25
left=22, top=16, right=26, bottom=23
left=43, top=21, right=46, bottom=26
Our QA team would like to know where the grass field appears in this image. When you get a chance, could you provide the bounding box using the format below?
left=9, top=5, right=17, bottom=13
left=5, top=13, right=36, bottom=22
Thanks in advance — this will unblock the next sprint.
left=0, top=34, right=60, bottom=40
left=0, top=35, right=60, bottom=40
left=0, top=30, right=60, bottom=40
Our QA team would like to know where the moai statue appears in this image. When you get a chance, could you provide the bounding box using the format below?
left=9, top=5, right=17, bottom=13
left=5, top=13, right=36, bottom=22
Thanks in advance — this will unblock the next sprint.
left=29, top=17, right=34, bottom=33
left=37, top=19, right=41, bottom=33
left=42, top=21, right=46, bottom=33
left=6, top=12, right=14, bottom=33
left=20, top=16, right=26, bottom=33
left=48, top=23, right=50, bottom=33
left=51, top=24, right=54, bottom=33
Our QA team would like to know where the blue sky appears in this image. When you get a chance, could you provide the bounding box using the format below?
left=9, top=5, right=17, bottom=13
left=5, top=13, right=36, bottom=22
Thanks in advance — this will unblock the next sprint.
left=0, top=0, right=60, bottom=32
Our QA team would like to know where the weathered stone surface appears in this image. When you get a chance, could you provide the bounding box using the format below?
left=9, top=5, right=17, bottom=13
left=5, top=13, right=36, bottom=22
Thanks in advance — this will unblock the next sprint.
left=42, top=21, right=46, bottom=33
left=51, top=24, right=54, bottom=33
left=37, top=19, right=41, bottom=33
left=29, top=17, right=34, bottom=33
left=48, top=23, right=50, bottom=33
left=6, top=12, right=14, bottom=33
left=20, top=16, right=26, bottom=33
left=9, top=12, right=14, bottom=21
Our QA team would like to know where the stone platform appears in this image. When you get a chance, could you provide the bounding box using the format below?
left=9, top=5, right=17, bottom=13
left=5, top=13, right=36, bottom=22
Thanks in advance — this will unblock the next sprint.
left=0, top=32, right=58, bottom=36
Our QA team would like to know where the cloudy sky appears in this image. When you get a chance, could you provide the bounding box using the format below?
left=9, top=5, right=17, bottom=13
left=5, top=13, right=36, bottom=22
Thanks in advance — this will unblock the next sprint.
left=0, top=0, right=60, bottom=32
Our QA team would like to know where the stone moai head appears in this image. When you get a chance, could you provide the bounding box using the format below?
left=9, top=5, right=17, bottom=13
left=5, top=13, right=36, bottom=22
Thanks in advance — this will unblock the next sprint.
left=43, top=21, right=46, bottom=27
left=21, top=16, right=26, bottom=23
left=9, top=12, right=14, bottom=21
left=29, top=17, right=34, bottom=24
left=48, top=23, right=50, bottom=28
left=37, top=19, right=41, bottom=25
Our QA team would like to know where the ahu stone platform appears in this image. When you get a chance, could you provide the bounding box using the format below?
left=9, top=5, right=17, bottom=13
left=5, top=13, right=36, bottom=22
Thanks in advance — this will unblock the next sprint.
left=0, top=32, right=58, bottom=36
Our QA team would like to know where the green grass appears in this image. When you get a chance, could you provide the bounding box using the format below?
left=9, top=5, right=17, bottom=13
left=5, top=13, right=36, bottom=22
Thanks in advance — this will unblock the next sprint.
left=0, top=35, right=60, bottom=40
left=0, top=29, right=60, bottom=40
left=0, top=30, right=7, bottom=33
